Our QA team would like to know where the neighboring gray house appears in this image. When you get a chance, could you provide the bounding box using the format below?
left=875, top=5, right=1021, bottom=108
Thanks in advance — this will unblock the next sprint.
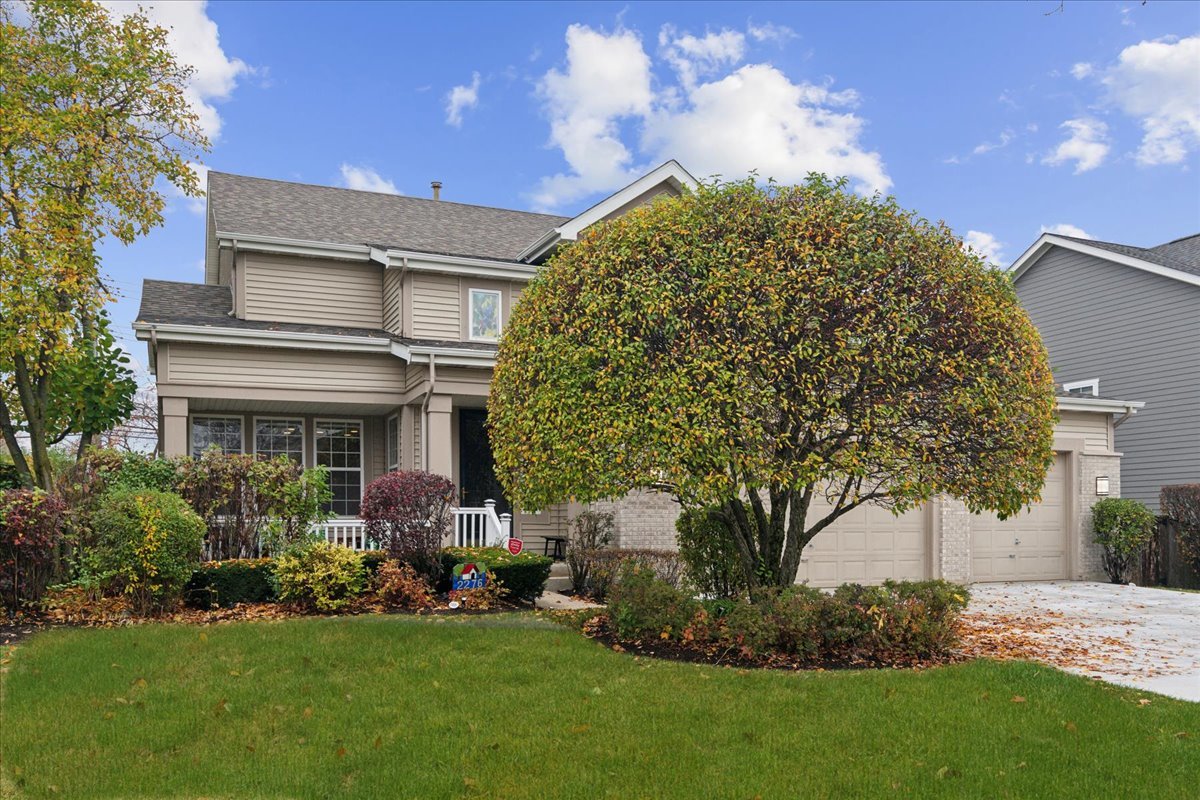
left=1012, top=232, right=1200, bottom=510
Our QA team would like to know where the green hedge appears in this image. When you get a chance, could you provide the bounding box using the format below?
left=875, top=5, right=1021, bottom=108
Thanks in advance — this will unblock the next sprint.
left=185, top=559, right=277, bottom=608
left=439, top=547, right=552, bottom=603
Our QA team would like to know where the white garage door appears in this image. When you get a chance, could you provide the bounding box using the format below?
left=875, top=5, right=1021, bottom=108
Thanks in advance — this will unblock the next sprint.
left=971, top=453, right=1068, bottom=581
left=796, top=502, right=929, bottom=588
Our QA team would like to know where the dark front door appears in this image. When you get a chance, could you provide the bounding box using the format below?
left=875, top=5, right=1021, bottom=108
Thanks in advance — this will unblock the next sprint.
left=458, top=409, right=510, bottom=514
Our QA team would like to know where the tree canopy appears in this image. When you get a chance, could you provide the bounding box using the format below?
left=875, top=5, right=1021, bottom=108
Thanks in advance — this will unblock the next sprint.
left=489, top=176, right=1057, bottom=595
left=0, top=0, right=207, bottom=487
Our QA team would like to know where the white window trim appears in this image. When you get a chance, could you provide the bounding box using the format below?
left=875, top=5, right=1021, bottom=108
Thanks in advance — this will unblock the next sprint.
left=1063, top=378, right=1100, bottom=397
left=252, top=416, right=307, bottom=467
left=188, top=414, right=244, bottom=457
left=468, top=288, right=503, bottom=343
left=385, top=413, right=399, bottom=472
left=315, top=418, right=364, bottom=519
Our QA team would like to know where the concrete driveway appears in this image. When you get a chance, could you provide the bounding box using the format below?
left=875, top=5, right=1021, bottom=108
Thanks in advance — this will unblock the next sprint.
left=962, top=581, right=1200, bottom=702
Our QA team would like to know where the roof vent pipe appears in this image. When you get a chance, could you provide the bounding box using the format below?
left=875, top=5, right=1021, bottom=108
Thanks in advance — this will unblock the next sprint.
left=431, top=181, right=442, bottom=201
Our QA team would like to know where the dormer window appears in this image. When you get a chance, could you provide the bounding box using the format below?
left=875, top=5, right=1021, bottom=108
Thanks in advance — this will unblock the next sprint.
left=1063, top=378, right=1099, bottom=397
left=469, top=288, right=502, bottom=342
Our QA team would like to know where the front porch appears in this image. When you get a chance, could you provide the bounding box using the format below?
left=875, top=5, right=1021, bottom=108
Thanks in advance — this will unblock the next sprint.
left=160, top=392, right=572, bottom=554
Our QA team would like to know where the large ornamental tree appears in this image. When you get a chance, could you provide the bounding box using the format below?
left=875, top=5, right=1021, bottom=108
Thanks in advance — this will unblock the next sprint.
left=0, top=0, right=206, bottom=488
left=489, top=177, right=1057, bottom=597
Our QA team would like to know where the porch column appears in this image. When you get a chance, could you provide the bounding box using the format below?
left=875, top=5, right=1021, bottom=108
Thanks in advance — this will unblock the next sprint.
left=161, top=397, right=189, bottom=457
left=426, top=394, right=453, bottom=479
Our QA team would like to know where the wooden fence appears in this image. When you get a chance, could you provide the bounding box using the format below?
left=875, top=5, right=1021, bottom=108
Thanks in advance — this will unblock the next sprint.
left=1135, top=518, right=1200, bottom=590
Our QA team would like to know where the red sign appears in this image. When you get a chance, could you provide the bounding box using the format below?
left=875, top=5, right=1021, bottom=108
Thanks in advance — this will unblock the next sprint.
left=506, top=538, right=524, bottom=556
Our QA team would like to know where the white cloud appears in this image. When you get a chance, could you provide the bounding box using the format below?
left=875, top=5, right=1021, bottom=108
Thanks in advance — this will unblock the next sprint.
left=445, top=72, right=482, bottom=128
left=1043, top=118, right=1110, bottom=173
left=659, top=26, right=745, bottom=89
left=972, top=129, right=1014, bottom=155
left=1040, top=223, right=1093, bottom=239
left=183, top=162, right=209, bottom=213
left=963, top=230, right=1005, bottom=265
left=747, top=22, right=797, bottom=45
left=642, top=65, right=888, bottom=196
left=533, top=25, right=655, bottom=209
left=532, top=24, right=890, bottom=210
left=339, top=164, right=401, bottom=195
left=1102, top=35, right=1200, bottom=166
left=1070, top=62, right=1095, bottom=79
left=103, top=1, right=249, bottom=140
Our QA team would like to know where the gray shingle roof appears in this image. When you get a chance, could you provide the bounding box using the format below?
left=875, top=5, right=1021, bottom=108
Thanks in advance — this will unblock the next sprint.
left=208, top=172, right=569, bottom=262
left=1056, top=233, right=1200, bottom=278
left=136, top=279, right=498, bottom=353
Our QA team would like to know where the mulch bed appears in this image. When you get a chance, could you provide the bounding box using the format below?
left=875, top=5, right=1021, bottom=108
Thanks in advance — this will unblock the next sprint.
left=1, top=593, right=528, bottom=647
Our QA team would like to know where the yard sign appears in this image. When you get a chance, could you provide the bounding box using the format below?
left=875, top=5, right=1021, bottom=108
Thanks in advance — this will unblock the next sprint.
left=452, top=562, right=488, bottom=590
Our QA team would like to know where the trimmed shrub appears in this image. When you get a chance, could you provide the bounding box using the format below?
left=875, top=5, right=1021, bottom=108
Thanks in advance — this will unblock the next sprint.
left=602, top=571, right=968, bottom=664
left=92, top=490, right=205, bottom=615
left=0, top=489, right=65, bottom=614
left=440, top=546, right=552, bottom=603
left=373, top=560, right=435, bottom=610
left=361, top=549, right=389, bottom=576
left=1091, top=498, right=1156, bottom=583
left=274, top=541, right=365, bottom=612
left=581, top=548, right=684, bottom=600
left=676, top=507, right=746, bottom=599
left=606, top=563, right=701, bottom=641
left=360, top=471, right=456, bottom=580
left=185, top=559, right=277, bottom=609
left=565, top=510, right=613, bottom=594
left=1161, top=484, right=1200, bottom=570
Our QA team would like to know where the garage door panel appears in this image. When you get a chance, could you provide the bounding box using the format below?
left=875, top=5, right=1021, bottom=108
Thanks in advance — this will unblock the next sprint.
left=795, top=502, right=929, bottom=588
left=971, top=453, right=1068, bottom=582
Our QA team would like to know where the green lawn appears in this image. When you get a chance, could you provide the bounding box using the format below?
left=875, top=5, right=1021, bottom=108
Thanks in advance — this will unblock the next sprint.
left=1, top=614, right=1196, bottom=799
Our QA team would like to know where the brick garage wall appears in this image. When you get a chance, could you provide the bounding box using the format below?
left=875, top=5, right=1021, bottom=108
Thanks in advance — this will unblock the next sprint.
left=1077, top=453, right=1120, bottom=581
left=936, top=497, right=972, bottom=583
left=591, top=489, right=682, bottom=550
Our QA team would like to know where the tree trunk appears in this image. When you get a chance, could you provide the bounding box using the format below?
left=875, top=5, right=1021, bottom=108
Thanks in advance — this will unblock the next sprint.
left=0, top=400, right=35, bottom=489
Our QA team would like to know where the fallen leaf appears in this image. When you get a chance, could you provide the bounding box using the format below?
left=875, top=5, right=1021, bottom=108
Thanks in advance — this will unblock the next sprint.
left=303, top=707, right=313, bottom=718
left=1011, top=696, right=1026, bottom=703
left=570, top=724, right=591, bottom=734
left=1065, top=721, right=1077, bottom=733
left=1138, top=699, right=1152, bottom=707
left=373, top=736, right=382, bottom=749
left=336, top=746, right=347, bottom=759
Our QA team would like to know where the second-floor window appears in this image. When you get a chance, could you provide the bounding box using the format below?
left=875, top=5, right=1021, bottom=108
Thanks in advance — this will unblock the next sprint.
left=469, top=288, right=502, bottom=342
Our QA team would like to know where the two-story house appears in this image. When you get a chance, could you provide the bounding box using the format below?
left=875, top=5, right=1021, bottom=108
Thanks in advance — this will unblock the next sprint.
left=1012, top=232, right=1200, bottom=511
left=137, top=162, right=1141, bottom=585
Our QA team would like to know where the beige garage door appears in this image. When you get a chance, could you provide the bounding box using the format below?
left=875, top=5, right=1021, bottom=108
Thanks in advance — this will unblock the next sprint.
left=971, top=453, right=1068, bottom=581
left=796, top=502, right=929, bottom=588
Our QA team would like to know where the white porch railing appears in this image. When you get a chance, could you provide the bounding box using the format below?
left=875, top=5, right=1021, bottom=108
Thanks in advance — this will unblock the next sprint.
left=453, top=500, right=513, bottom=548
left=314, top=519, right=374, bottom=551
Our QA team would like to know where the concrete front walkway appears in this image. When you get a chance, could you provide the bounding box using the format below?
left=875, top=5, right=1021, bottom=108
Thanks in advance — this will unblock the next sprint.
left=965, top=582, right=1200, bottom=702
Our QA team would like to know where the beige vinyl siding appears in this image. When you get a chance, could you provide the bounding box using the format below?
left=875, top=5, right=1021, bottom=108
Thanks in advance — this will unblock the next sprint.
left=242, top=254, right=383, bottom=329
left=167, top=344, right=404, bottom=393
left=412, top=408, right=422, bottom=470
left=518, top=503, right=569, bottom=542
left=411, top=274, right=461, bottom=340
left=383, top=269, right=403, bottom=334
left=1056, top=410, right=1111, bottom=453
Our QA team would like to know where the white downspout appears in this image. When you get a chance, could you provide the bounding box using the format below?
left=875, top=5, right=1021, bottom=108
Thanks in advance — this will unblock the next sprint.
left=420, top=353, right=437, bottom=470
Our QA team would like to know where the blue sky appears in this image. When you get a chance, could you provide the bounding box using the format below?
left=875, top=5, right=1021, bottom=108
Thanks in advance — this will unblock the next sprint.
left=99, top=0, right=1200, bottom=376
